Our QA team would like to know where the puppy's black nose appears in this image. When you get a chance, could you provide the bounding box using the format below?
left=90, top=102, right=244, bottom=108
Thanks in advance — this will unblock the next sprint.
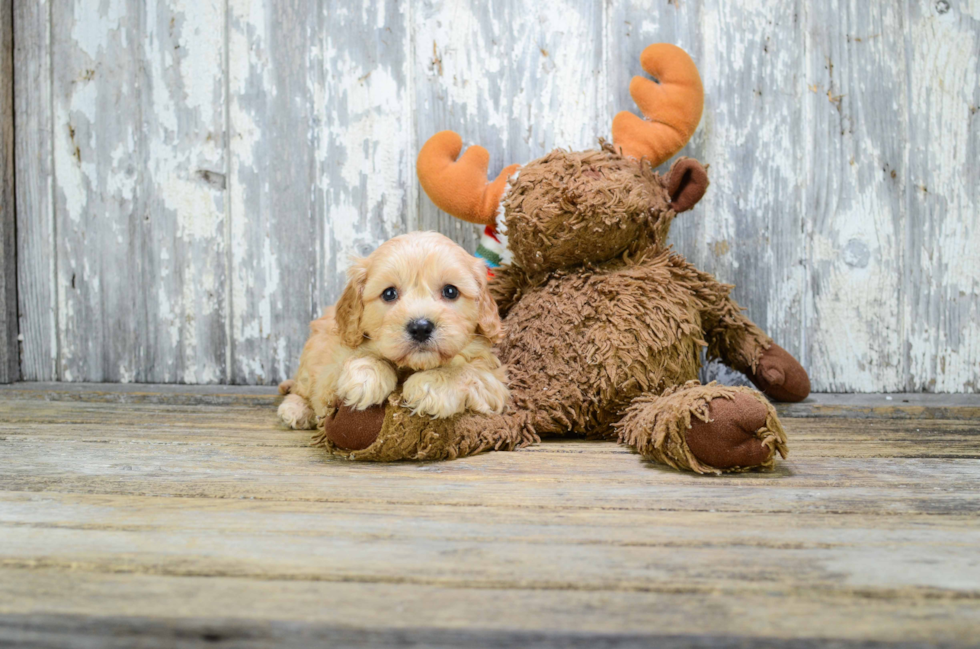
left=406, top=318, right=435, bottom=343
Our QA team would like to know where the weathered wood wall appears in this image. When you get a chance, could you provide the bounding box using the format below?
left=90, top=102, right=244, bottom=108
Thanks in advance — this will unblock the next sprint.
left=11, top=0, right=980, bottom=392
left=0, top=0, right=16, bottom=383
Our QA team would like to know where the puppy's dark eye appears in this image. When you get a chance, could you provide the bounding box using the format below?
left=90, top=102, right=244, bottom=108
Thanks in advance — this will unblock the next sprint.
left=442, top=285, right=459, bottom=300
left=381, top=287, right=398, bottom=302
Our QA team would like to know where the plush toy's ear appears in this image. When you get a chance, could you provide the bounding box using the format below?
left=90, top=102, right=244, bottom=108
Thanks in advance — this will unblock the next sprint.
left=334, top=259, right=368, bottom=348
left=417, top=131, right=520, bottom=226
left=666, top=157, right=709, bottom=213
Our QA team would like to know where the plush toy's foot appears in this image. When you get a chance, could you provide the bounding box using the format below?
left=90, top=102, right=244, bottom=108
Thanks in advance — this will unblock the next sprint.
left=616, top=381, right=788, bottom=474
left=318, top=404, right=386, bottom=450
left=312, top=392, right=534, bottom=462
left=685, top=393, right=777, bottom=469
left=747, top=343, right=811, bottom=402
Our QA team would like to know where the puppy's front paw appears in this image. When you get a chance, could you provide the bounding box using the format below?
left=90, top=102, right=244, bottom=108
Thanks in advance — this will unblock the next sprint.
left=337, top=357, right=398, bottom=410
left=402, top=370, right=465, bottom=418
left=465, top=373, right=509, bottom=415
left=278, top=394, right=317, bottom=430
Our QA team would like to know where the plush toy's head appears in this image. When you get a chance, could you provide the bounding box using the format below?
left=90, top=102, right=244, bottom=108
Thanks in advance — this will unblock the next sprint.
left=417, top=43, right=709, bottom=275
left=500, top=149, right=708, bottom=274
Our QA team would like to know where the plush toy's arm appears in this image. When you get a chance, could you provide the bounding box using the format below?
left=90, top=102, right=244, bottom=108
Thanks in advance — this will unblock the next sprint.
left=695, top=272, right=811, bottom=402
left=701, top=288, right=771, bottom=374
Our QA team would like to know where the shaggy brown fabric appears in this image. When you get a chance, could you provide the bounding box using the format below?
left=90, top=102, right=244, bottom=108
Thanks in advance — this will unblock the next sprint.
left=312, top=392, right=532, bottom=462
left=616, top=381, right=788, bottom=474
left=324, top=144, right=808, bottom=473
left=502, top=143, right=669, bottom=275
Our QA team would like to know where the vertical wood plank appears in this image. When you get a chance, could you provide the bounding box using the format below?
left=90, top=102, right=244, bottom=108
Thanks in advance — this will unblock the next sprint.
left=0, top=0, right=16, bottom=382
left=905, top=0, right=980, bottom=391
left=607, top=0, right=806, bottom=388
left=227, top=0, right=319, bottom=384
left=139, top=0, right=229, bottom=383
left=13, top=0, right=56, bottom=381
left=804, top=1, right=908, bottom=391
left=412, top=0, right=606, bottom=251
left=49, top=0, right=228, bottom=382
left=50, top=0, right=143, bottom=381
left=317, top=0, right=414, bottom=330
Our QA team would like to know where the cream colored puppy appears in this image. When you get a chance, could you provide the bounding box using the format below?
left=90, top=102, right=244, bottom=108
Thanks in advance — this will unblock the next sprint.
left=278, top=232, right=508, bottom=429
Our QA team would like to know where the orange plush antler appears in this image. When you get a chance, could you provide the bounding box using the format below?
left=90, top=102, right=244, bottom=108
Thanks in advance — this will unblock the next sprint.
left=416, top=131, right=520, bottom=226
left=612, top=44, right=704, bottom=166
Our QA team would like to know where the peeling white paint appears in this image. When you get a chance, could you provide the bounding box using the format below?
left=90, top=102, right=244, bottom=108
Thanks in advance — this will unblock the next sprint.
left=17, top=0, right=980, bottom=390
left=71, top=0, right=129, bottom=60
left=905, top=2, right=980, bottom=391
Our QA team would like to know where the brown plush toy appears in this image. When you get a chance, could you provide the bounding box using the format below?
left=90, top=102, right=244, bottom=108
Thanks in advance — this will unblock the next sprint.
left=314, top=43, right=810, bottom=473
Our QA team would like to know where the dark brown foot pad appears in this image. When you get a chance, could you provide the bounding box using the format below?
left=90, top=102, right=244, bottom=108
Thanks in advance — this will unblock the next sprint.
left=320, top=404, right=386, bottom=451
left=686, top=394, right=771, bottom=470
left=748, top=343, right=811, bottom=403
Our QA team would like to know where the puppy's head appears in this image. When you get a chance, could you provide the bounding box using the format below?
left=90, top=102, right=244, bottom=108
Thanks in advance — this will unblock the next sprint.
left=335, top=232, right=501, bottom=370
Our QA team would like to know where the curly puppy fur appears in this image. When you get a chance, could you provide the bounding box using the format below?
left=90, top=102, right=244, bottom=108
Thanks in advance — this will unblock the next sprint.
left=280, top=232, right=508, bottom=427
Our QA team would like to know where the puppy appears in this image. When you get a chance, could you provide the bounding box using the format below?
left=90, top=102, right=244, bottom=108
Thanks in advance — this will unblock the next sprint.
left=278, top=231, right=508, bottom=430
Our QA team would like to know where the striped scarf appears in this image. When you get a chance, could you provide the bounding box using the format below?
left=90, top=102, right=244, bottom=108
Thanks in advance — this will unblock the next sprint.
left=474, top=173, right=516, bottom=275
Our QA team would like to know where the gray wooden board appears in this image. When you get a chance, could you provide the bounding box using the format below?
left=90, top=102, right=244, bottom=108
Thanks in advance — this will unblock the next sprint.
left=0, top=615, right=963, bottom=649
left=805, top=1, right=908, bottom=392
left=13, top=0, right=56, bottom=382
left=227, top=0, right=318, bottom=385
left=904, top=0, right=980, bottom=392
left=0, top=386, right=979, bottom=644
left=45, top=0, right=229, bottom=383
left=0, top=0, right=16, bottom=383
left=11, top=0, right=980, bottom=391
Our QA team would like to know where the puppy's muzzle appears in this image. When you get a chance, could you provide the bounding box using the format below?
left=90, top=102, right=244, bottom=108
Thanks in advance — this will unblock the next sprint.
left=406, top=318, right=436, bottom=343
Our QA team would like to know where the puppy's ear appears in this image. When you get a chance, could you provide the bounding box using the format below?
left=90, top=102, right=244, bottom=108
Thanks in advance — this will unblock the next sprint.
left=473, top=261, right=503, bottom=345
left=335, top=259, right=368, bottom=348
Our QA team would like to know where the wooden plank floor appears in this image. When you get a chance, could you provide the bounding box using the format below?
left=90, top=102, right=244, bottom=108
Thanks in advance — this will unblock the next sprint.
left=0, top=384, right=978, bottom=648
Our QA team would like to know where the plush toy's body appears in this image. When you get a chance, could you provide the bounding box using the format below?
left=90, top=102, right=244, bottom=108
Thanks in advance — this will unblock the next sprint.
left=315, top=44, right=810, bottom=473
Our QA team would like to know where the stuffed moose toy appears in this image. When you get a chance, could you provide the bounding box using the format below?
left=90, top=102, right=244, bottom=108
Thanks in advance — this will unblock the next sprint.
left=314, top=43, right=811, bottom=473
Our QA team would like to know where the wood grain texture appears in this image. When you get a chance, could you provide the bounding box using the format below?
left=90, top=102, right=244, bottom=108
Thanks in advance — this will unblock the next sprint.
left=46, top=0, right=228, bottom=383
left=2, top=573, right=977, bottom=647
left=0, top=0, right=16, bottom=383
left=49, top=0, right=140, bottom=382
left=904, top=0, right=980, bottom=391
left=137, top=0, right=229, bottom=384
left=11, top=0, right=980, bottom=391
left=227, top=0, right=319, bottom=385
left=0, top=385, right=979, bottom=645
left=13, top=0, right=55, bottom=381
left=804, top=1, right=908, bottom=392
